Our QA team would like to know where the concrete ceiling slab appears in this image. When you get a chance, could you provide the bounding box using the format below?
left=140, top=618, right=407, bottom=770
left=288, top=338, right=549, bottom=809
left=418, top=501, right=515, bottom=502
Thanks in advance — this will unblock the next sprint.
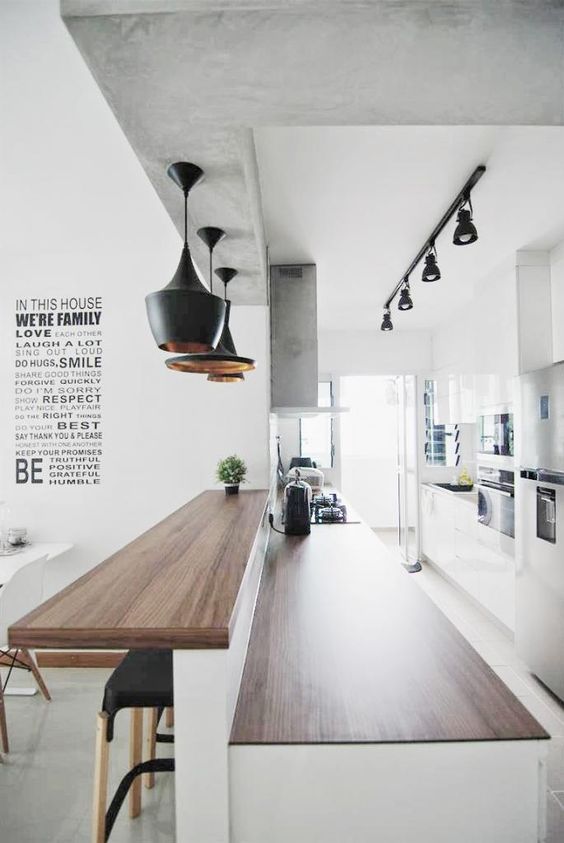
left=61, top=0, right=564, bottom=306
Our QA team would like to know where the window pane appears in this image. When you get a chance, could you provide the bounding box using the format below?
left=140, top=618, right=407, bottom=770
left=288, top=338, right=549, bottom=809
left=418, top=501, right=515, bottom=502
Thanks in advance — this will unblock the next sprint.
left=424, top=379, right=458, bottom=467
left=300, top=382, right=333, bottom=468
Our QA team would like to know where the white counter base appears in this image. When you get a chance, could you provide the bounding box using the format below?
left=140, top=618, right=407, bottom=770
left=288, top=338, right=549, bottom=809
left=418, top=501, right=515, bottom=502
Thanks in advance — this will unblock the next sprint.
left=173, top=500, right=270, bottom=843
left=230, top=740, right=547, bottom=843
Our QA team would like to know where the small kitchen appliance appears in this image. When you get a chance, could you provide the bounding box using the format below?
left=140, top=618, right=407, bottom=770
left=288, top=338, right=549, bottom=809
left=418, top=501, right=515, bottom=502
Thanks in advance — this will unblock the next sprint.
left=310, top=492, right=348, bottom=524
left=476, top=465, right=515, bottom=538
left=283, top=472, right=312, bottom=535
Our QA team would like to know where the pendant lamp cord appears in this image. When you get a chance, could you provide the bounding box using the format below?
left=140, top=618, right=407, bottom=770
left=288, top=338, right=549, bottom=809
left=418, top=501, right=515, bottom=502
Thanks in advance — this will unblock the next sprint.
left=209, top=249, right=213, bottom=295
left=183, top=191, right=188, bottom=246
left=224, top=281, right=228, bottom=301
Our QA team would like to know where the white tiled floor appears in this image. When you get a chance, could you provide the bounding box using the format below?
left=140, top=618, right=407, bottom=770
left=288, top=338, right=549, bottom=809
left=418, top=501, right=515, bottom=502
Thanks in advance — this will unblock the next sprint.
left=0, top=667, right=175, bottom=842
left=2, top=537, right=564, bottom=841
left=376, top=528, right=564, bottom=843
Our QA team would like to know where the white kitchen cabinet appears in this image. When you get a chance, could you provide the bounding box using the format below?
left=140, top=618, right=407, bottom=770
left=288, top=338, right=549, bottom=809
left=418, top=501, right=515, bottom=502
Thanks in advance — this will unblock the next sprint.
left=420, top=486, right=454, bottom=571
left=433, top=373, right=476, bottom=424
left=420, top=485, right=515, bottom=630
left=474, top=374, right=515, bottom=413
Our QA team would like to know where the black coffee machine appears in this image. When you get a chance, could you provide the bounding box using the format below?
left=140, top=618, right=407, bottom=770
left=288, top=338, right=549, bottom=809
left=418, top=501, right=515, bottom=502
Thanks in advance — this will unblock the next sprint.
left=283, top=471, right=312, bottom=536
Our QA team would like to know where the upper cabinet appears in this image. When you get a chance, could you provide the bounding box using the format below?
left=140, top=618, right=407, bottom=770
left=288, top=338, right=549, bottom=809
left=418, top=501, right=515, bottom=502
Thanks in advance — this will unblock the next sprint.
left=551, top=243, right=564, bottom=364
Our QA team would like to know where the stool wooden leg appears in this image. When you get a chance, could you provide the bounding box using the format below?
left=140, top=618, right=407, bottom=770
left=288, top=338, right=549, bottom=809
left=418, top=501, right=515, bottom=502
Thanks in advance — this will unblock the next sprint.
left=165, top=707, right=174, bottom=728
left=0, top=680, right=9, bottom=754
left=92, top=712, right=110, bottom=843
left=20, top=648, right=51, bottom=701
left=129, top=709, right=143, bottom=818
left=144, top=708, right=158, bottom=789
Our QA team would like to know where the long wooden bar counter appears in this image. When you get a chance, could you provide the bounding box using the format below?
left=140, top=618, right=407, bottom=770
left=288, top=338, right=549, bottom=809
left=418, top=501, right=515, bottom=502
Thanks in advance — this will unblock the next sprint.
left=9, top=489, right=269, bottom=650
left=9, top=488, right=271, bottom=843
left=231, top=523, right=546, bottom=745
left=229, top=514, right=548, bottom=843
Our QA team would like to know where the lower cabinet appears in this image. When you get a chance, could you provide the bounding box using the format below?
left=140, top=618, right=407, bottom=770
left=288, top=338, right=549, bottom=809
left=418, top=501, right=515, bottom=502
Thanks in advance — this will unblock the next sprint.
left=420, top=487, right=515, bottom=630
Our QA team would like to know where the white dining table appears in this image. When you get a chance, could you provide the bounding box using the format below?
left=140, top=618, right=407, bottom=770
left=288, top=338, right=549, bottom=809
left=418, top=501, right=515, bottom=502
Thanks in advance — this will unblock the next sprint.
left=0, top=542, right=73, bottom=587
left=1, top=542, right=73, bottom=695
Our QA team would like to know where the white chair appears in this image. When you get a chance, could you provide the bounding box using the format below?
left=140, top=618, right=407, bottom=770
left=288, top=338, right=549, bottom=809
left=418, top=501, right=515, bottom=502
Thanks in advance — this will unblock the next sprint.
left=0, top=554, right=50, bottom=754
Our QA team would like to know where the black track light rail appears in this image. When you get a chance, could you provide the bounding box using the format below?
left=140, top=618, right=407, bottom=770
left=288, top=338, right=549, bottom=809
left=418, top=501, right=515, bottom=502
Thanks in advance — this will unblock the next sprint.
left=383, top=165, right=486, bottom=309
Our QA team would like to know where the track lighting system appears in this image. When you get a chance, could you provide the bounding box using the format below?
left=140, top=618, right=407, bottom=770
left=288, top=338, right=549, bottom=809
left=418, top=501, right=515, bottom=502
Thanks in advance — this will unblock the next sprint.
left=380, top=165, right=485, bottom=331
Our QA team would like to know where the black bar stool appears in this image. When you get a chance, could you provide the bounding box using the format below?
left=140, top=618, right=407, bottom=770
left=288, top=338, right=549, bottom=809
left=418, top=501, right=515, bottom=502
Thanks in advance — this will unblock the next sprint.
left=92, top=649, right=175, bottom=843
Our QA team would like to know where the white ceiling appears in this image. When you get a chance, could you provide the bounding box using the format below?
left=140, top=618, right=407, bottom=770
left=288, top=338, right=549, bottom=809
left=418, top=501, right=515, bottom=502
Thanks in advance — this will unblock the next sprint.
left=255, top=126, right=564, bottom=332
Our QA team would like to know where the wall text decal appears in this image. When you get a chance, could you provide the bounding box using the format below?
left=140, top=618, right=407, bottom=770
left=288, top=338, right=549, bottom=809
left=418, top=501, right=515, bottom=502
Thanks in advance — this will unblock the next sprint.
left=13, top=296, right=103, bottom=486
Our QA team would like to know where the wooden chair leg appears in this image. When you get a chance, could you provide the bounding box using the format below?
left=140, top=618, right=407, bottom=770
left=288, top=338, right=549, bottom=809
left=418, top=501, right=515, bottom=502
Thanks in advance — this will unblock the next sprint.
left=0, top=680, right=9, bottom=754
left=129, top=709, right=143, bottom=818
left=92, top=712, right=110, bottom=843
left=165, top=706, right=174, bottom=729
left=20, top=649, right=51, bottom=701
left=144, top=708, right=158, bottom=789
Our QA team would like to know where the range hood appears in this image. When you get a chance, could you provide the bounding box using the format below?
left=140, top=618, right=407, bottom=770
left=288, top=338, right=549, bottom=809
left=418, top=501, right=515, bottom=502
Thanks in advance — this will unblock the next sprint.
left=270, top=264, right=348, bottom=417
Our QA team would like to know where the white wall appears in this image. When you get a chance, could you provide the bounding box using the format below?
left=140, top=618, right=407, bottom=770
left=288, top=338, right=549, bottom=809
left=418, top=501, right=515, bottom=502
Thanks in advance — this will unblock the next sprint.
left=319, top=330, right=433, bottom=376
left=0, top=1, right=269, bottom=598
left=431, top=258, right=519, bottom=378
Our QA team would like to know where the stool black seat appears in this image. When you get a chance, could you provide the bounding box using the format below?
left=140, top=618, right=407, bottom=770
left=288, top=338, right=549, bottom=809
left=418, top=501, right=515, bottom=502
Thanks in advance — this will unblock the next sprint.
left=92, top=649, right=175, bottom=843
left=103, top=649, right=174, bottom=741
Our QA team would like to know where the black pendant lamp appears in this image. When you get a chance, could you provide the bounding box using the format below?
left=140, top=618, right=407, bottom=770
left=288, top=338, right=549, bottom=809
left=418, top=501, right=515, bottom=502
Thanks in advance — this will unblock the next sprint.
left=397, top=278, right=413, bottom=311
left=145, top=163, right=226, bottom=353
left=381, top=308, right=393, bottom=331
left=453, top=196, right=478, bottom=245
left=165, top=268, right=256, bottom=375
left=422, top=244, right=441, bottom=282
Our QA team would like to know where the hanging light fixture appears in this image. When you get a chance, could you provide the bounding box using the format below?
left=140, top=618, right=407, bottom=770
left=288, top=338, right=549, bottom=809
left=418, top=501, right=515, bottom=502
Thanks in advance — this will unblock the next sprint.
left=453, top=195, right=478, bottom=245
left=397, top=278, right=413, bottom=311
left=422, top=243, right=441, bottom=282
left=380, top=166, right=485, bottom=331
left=197, top=226, right=226, bottom=295
left=165, top=268, right=256, bottom=374
left=381, top=308, right=393, bottom=331
left=145, top=162, right=226, bottom=353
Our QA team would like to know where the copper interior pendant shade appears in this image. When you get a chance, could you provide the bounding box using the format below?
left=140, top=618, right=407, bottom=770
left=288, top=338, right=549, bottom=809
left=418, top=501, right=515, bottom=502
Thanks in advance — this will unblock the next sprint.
left=145, top=162, right=226, bottom=353
left=165, top=268, right=256, bottom=375
left=207, top=373, right=245, bottom=382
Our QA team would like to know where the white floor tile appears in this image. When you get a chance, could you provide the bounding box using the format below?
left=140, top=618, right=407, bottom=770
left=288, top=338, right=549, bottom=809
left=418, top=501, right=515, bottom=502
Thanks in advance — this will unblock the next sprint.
left=0, top=667, right=175, bottom=842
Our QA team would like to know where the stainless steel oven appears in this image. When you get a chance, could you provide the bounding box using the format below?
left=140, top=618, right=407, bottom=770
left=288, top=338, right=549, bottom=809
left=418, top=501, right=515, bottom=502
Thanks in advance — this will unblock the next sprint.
left=478, top=413, right=514, bottom=457
left=476, top=465, right=515, bottom=538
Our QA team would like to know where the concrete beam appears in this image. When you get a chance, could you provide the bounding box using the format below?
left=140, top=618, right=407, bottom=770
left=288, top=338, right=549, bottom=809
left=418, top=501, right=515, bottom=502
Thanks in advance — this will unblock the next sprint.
left=61, top=1, right=564, bottom=304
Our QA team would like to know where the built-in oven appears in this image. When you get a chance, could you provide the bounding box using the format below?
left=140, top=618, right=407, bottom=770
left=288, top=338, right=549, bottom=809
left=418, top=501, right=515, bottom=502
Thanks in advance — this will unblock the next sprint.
left=478, top=413, right=514, bottom=457
left=476, top=465, right=515, bottom=538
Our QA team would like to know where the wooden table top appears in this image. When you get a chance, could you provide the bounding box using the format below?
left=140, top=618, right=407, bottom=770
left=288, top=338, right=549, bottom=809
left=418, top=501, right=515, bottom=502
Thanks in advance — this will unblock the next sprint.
left=9, top=490, right=268, bottom=650
left=230, top=518, right=548, bottom=745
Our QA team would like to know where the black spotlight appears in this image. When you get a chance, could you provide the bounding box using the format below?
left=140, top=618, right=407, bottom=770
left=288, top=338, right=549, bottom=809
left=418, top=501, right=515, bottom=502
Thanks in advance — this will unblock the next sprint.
left=381, top=308, right=393, bottom=331
left=422, top=246, right=441, bottom=282
left=398, top=279, right=413, bottom=311
left=453, top=198, right=478, bottom=245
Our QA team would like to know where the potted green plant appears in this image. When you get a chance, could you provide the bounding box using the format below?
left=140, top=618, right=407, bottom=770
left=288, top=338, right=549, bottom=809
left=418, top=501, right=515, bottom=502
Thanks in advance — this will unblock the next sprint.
left=216, top=454, right=247, bottom=495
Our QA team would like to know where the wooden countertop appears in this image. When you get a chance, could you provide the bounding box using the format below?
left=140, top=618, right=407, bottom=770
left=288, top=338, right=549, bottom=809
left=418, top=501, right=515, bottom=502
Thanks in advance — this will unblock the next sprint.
left=230, top=518, right=548, bottom=745
left=9, top=490, right=268, bottom=650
